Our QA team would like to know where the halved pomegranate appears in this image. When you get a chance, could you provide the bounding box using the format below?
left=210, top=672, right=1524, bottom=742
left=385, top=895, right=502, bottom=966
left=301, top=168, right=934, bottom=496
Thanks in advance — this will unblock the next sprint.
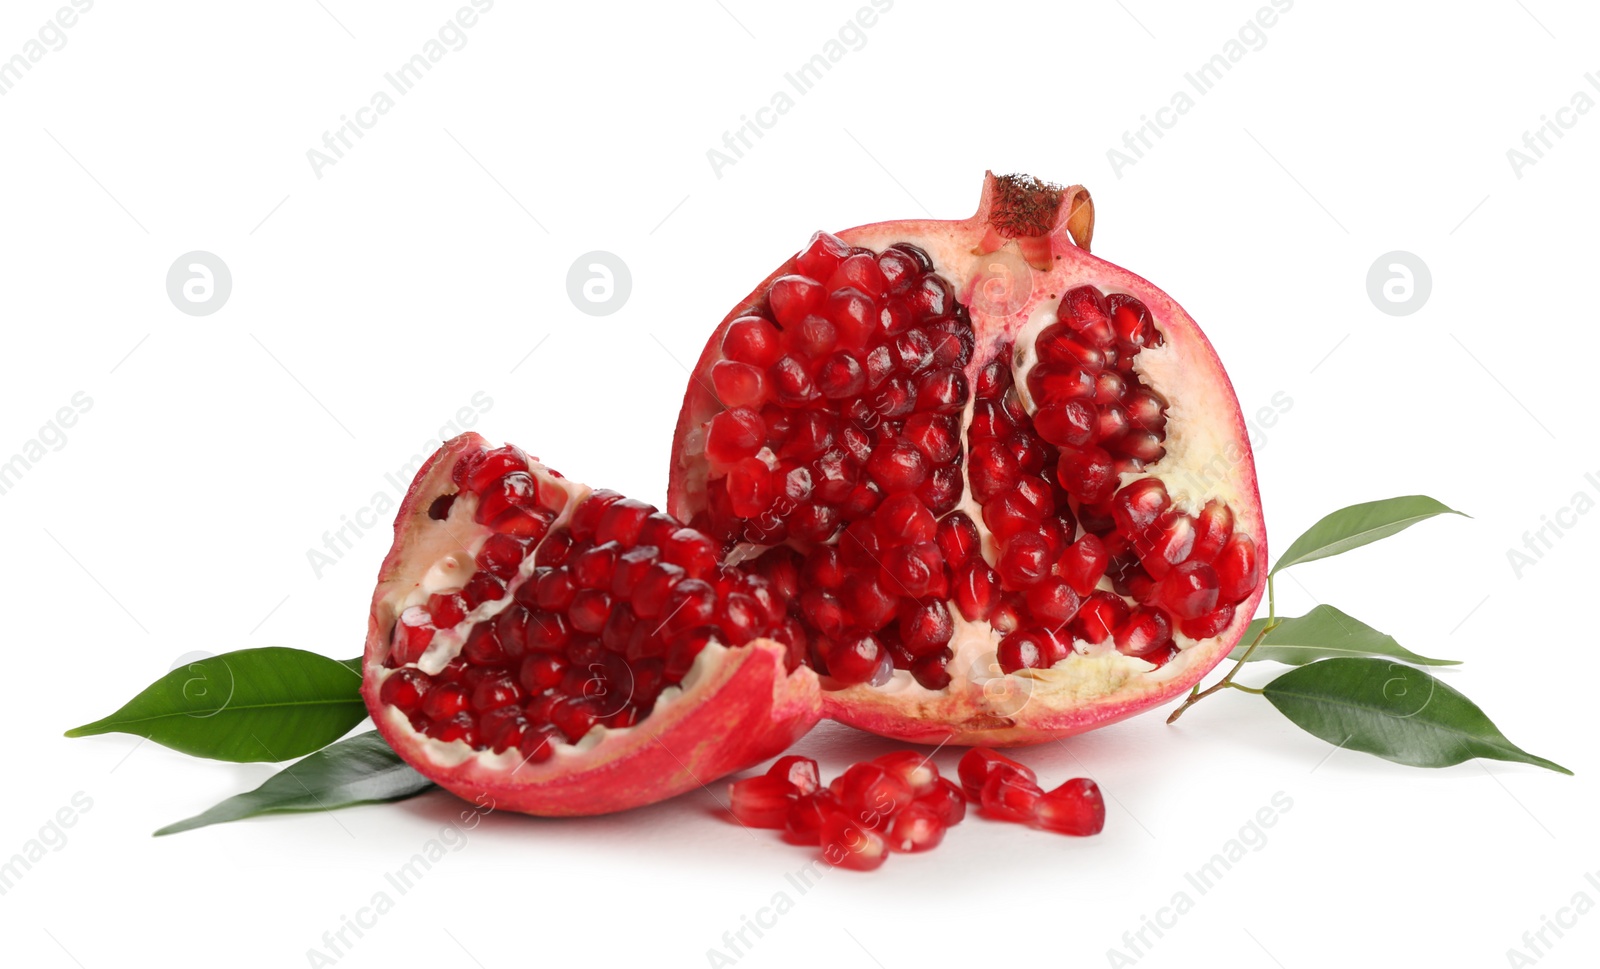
left=669, top=173, right=1267, bottom=745
left=361, top=433, right=821, bottom=815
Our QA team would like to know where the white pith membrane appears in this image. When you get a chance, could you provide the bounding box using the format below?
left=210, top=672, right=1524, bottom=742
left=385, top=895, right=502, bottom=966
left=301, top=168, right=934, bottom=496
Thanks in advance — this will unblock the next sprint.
left=369, top=462, right=743, bottom=770
left=670, top=181, right=1265, bottom=738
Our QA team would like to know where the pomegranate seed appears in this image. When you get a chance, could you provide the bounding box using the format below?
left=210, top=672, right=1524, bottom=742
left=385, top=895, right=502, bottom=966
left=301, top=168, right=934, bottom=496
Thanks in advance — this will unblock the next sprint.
left=916, top=778, right=967, bottom=826
left=726, top=457, right=774, bottom=518
left=825, top=288, right=878, bottom=349
left=1059, top=534, right=1109, bottom=596
left=1114, top=607, right=1172, bottom=657
left=1060, top=286, right=1114, bottom=346
left=475, top=534, right=528, bottom=580
left=1035, top=324, right=1104, bottom=370
left=998, top=630, right=1053, bottom=673
left=378, top=668, right=430, bottom=713
left=426, top=711, right=479, bottom=746
left=980, top=768, right=1044, bottom=822
left=1180, top=602, right=1236, bottom=639
left=1216, top=534, right=1261, bottom=602
left=875, top=247, right=922, bottom=292
left=997, top=532, right=1051, bottom=589
left=887, top=804, right=946, bottom=853
left=1056, top=445, right=1115, bottom=503
left=470, top=673, right=522, bottom=712
left=767, top=355, right=818, bottom=405
left=421, top=683, right=469, bottom=720
left=957, top=748, right=1035, bottom=800
left=968, top=441, right=1020, bottom=502
left=872, top=750, right=940, bottom=795
left=825, top=634, right=885, bottom=685
left=821, top=812, right=888, bottom=871
left=705, top=407, right=766, bottom=467
left=910, top=652, right=952, bottom=690
left=1025, top=578, right=1082, bottom=628
left=1156, top=560, right=1220, bottom=619
left=662, top=529, right=718, bottom=578
left=1028, top=365, right=1095, bottom=402
left=953, top=560, right=999, bottom=621
left=865, top=439, right=927, bottom=493
left=936, top=512, right=981, bottom=565
left=1114, top=429, right=1165, bottom=464
left=1189, top=500, right=1234, bottom=564
left=709, top=359, right=768, bottom=407
left=826, top=252, right=888, bottom=298
left=914, top=368, right=967, bottom=413
left=796, top=230, right=851, bottom=279
left=722, top=316, right=783, bottom=367
left=785, top=791, right=840, bottom=844
left=899, top=599, right=954, bottom=656
left=1034, top=398, right=1097, bottom=447
left=570, top=542, right=621, bottom=590
left=1071, top=591, right=1128, bottom=644
left=460, top=444, right=530, bottom=493
left=1111, top=478, right=1170, bottom=539
left=551, top=697, right=601, bottom=743
left=1035, top=778, right=1106, bottom=835
left=461, top=623, right=506, bottom=666
left=475, top=472, right=544, bottom=529
left=768, top=274, right=825, bottom=327
left=881, top=542, right=944, bottom=598
left=729, top=775, right=798, bottom=829
left=460, top=571, right=505, bottom=609
left=391, top=608, right=436, bottom=665
left=903, top=412, right=960, bottom=464
left=767, top=755, right=821, bottom=796
left=834, top=763, right=914, bottom=823
left=814, top=351, right=866, bottom=399
left=518, top=654, right=567, bottom=692
left=874, top=493, right=936, bottom=546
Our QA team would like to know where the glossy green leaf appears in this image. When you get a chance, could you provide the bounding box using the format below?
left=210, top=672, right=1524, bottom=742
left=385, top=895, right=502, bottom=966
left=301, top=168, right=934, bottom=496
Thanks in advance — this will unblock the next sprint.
left=1231, top=606, right=1459, bottom=666
left=1263, top=658, right=1570, bottom=774
left=154, top=731, right=433, bottom=836
left=65, top=647, right=367, bottom=762
left=1271, top=496, right=1466, bottom=575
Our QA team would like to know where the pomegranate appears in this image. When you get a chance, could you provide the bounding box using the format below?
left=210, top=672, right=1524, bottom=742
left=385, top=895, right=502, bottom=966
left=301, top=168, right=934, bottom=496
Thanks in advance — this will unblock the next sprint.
left=669, top=173, right=1267, bottom=745
left=361, top=433, right=821, bottom=815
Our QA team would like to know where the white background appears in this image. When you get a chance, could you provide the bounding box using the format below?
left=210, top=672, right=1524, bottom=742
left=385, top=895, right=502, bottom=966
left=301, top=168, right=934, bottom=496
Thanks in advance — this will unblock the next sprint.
left=2, top=1, right=1595, bottom=966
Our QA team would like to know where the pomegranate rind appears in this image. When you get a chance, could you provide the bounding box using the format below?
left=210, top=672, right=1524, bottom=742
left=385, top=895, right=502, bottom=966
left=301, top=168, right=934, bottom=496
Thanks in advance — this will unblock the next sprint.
left=362, top=433, right=823, bottom=816
left=668, top=174, right=1267, bottom=746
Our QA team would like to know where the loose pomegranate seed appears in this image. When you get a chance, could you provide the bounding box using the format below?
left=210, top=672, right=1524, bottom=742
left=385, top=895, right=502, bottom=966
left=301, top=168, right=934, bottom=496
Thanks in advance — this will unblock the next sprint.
left=729, top=775, right=798, bottom=829
left=958, top=748, right=1035, bottom=800
left=872, top=750, right=940, bottom=795
left=821, top=813, right=889, bottom=871
left=980, top=768, right=1044, bottom=822
left=785, top=791, right=840, bottom=844
left=767, top=755, right=820, bottom=796
left=1034, top=778, right=1106, bottom=835
left=887, top=804, right=946, bottom=852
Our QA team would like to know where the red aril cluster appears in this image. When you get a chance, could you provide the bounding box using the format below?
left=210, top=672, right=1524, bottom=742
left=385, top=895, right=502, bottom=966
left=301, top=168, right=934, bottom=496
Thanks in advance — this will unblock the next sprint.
left=379, top=442, right=803, bottom=761
left=957, top=748, right=1105, bottom=836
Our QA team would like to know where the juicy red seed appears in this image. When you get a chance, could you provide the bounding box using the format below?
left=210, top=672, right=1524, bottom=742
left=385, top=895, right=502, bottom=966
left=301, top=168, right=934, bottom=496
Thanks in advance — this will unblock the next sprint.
left=814, top=351, right=866, bottom=399
left=981, top=769, right=1044, bottom=823
left=1028, top=365, right=1095, bottom=402
left=470, top=673, right=522, bottom=712
left=421, top=684, right=469, bottom=720
left=865, top=440, right=927, bottom=494
left=1180, top=603, right=1236, bottom=639
left=551, top=698, right=600, bottom=743
left=461, top=623, right=506, bottom=665
left=786, top=791, right=840, bottom=844
left=768, top=274, right=825, bottom=327
left=535, top=568, right=577, bottom=610
left=997, top=629, right=1058, bottom=673
left=917, top=778, right=967, bottom=827
left=1059, top=534, right=1109, bottom=596
left=826, top=252, right=889, bottom=298
left=1060, top=286, right=1114, bottom=344
left=874, top=493, right=936, bottom=546
left=968, top=441, right=1020, bottom=503
left=767, top=755, right=821, bottom=796
left=915, top=369, right=967, bottom=413
left=726, top=457, right=774, bottom=518
left=1114, top=429, right=1166, bottom=464
left=518, top=654, right=567, bottom=693
left=705, top=408, right=766, bottom=467
left=729, top=775, right=798, bottom=829
left=460, top=571, right=506, bottom=609
left=899, top=599, right=954, bottom=656
left=958, top=747, right=1035, bottom=800
left=1189, top=501, right=1234, bottom=564
left=474, top=472, right=543, bottom=527
left=1216, top=534, right=1261, bottom=602
left=1034, top=398, right=1097, bottom=448
left=1114, top=607, right=1173, bottom=657
left=882, top=542, right=944, bottom=598
left=1035, top=325, right=1105, bottom=370
left=567, top=490, right=622, bottom=541
left=792, top=314, right=838, bottom=358
left=825, top=288, right=878, bottom=349
left=427, top=712, right=479, bottom=746
left=821, top=813, right=889, bottom=871
left=825, top=634, right=885, bottom=685
left=379, top=668, right=430, bottom=713
left=767, top=355, right=818, bottom=405
left=953, top=560, right=1000, bottom=622
left=936, top=512, right=981, bottom=565
left=997, top=532, right=1052, bottom=589
left=797, top=230, right=851, bottom=279
left=475, top=534, right=527, bottom=580
left=656, top=528, right=713, bottom=578
left=910, top=651, right=953, bottom=690
left=722, top=316, right=784, bottom=367
left=904, top=412, right=960, bottom=464
left=568, top=589, right=612, bottom=634
left=571, top=542, right=621, bottom=590
left=1057, top=446, right=1116, bottom=503
left=1035, top=778, right=1106, bottom=835
left=461, top=444, right=531, bottom=493
left=1156, top=560, right=1220, bottom=620
left=1074, top=591, right=1131, bottom=643
left=1025, top=578, right=1082, bottom=628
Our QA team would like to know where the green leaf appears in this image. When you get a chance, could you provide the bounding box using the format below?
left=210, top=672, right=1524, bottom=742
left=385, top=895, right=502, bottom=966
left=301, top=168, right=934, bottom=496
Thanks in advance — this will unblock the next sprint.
left=1231, top=606, right=1459, bottom=667
left=1271, top=496, right=1466, bottom=575
left=65, top=647, right=367, bottom=762
left=154, top=732, right=434, bottom=836
left=1263, top=658, right=1570, bottom=774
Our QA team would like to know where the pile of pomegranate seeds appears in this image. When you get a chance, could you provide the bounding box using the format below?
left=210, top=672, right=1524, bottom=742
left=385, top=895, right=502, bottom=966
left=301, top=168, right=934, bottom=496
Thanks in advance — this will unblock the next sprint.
left=381, top=444, right=805, bottom=759
left=691, top=236, right=1261, bottom=688
left=728, top=748, right=1104, bottom=870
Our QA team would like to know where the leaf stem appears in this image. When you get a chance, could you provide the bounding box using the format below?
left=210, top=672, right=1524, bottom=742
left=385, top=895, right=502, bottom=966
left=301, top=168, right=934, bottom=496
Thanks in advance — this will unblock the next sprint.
left=1167, top=573, right=1277, bottom=724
